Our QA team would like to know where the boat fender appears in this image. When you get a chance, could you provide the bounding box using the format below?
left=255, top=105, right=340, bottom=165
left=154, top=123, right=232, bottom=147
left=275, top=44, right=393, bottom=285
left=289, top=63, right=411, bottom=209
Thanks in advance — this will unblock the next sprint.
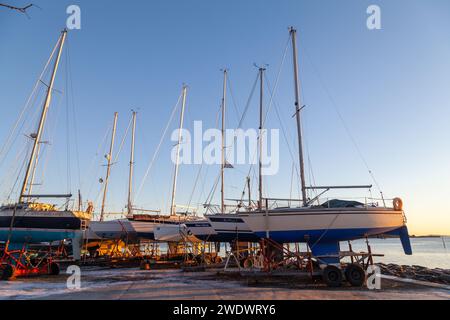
left=393, top=198, right=403, bottom=211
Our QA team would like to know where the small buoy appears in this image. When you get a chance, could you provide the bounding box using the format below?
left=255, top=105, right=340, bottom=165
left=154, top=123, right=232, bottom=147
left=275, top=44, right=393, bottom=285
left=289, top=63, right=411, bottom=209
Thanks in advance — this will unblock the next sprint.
left=393, top=198, right=403, bottom=211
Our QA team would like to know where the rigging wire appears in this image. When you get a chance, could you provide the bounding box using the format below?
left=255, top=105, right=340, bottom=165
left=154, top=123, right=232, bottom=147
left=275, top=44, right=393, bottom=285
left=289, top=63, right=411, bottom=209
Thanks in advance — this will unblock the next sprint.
left=226, top=74, right=242, bottom=124
left=135, top=92, right=183, bottom=202
left=36, top=91, right=65, bottom=194
left=203, top=73, right=259, bottom=211
left=3, top=91, right=44, bottom=199
left=264, top=74, right=301, bottom=181
left=3, top=144, right=29, bottom=201
left=85, top=124, right=111, bottom=200
left=233, top=36, right=291, bottom=207
left=65, top=41, right=72, bottom=195
left=0, top=38, right=60, bottom=168
left=6, top=147, right=30, bottom=202
left=113, top=116, right=132, bottom=163
left=302, top=45, right=384, bottom=196
left=66, top=38, right=82, bottom=192
left=187, top=103, right=222, bottom=214
left=262, top=34, right=291, bottom=127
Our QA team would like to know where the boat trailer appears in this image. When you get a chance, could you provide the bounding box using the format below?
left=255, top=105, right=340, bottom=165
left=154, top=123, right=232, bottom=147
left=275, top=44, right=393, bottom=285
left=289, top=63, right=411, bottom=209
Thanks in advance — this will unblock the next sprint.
left=223, top=238, right=383, bottom=288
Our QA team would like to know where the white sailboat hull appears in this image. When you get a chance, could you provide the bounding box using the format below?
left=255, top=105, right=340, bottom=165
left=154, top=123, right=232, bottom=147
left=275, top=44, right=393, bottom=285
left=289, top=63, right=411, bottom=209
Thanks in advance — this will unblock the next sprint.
left=127, top=220, right=159, bottom=240
left=206, top=215, right=260, bottom=242
left=185, top=221, right=220, bottom=242
left=154, top=224, right=200, bottom=243
left=87, top=220, right=137, bottom=241
left=239, top=207, right=407, bottom=243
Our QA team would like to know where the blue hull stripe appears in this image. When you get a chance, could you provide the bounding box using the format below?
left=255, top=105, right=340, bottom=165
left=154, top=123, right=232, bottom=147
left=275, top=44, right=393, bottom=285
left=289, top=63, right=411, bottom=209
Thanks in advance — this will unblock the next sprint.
left=0, top=230, right=79, bottom=243
left=254, top=227, right=405, bottom=243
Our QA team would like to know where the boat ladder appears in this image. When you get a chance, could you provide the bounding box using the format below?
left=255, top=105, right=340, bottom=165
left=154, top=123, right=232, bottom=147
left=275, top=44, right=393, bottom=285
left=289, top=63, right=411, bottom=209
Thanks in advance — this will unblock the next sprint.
left=80, top=219, right=88, bottom=231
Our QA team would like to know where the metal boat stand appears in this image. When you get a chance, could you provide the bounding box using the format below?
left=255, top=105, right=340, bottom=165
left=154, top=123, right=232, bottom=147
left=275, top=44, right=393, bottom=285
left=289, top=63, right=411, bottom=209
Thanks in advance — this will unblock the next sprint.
left=0, top=242, right=60, bottom=280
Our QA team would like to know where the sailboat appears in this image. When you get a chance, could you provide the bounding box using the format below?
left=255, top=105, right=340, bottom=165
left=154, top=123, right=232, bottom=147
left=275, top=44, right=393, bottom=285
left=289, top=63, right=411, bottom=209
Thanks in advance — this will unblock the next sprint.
left=206, top=27, right=412, bottom=264
left=127, top=86, right=198, bottom=241
left=0, top=30, right=92, bottom=250
left=180, top=70, right=259, bottom=243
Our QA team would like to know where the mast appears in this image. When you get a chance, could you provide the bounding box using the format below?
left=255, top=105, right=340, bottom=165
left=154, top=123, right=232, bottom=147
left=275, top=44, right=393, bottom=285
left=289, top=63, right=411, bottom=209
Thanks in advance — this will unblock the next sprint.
left=27, top=141, right=42, bottom=196
left=170, top=86, right=187, bottom=216
left=19, top=29, right=67, bottom=203
left=290, top=27, right=308, bottom=207
left=220, top=70, right=228, bottom=213
left=78, top=189, right=82, bottom=211
left=100, top=112, right=118, bottom=221
left=127, top=111, right=137, bottom=216
left=247, top=176, right=251, bottom=208
left=258, top=67, right=265, bottom=210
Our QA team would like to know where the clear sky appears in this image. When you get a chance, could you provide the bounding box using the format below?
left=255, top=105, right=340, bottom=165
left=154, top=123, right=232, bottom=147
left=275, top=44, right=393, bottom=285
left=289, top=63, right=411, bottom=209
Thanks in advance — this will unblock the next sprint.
left=0, top=0, right=449, bottom=236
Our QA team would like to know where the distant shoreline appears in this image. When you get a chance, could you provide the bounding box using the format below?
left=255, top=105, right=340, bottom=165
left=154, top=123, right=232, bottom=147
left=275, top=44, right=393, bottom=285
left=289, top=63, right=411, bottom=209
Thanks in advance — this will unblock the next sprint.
left=370, top=235, right=449, bottom=239
left=410, top=235, right=449, bottom=238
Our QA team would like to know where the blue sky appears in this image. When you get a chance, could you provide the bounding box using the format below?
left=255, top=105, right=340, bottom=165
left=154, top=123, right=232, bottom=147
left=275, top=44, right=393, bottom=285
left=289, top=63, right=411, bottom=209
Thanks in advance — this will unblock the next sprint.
left=1, top=0, right=449, bottom=235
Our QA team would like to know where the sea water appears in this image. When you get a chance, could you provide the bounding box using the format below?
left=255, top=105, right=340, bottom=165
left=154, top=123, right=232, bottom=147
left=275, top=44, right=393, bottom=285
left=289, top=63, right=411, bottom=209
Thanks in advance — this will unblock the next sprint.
left=224, top=237, right=450, bottom=269
left=155, top=237, right=450, bottom=270
left=345, top=237, right=450, bottom=269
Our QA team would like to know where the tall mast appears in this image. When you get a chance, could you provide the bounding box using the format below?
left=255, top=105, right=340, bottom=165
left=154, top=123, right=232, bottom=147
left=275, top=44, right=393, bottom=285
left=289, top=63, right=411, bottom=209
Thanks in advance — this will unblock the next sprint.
left=220, top=70, right=228, bottom=213
left=100, top=112, right=118, bottom=221
left=127, top=111, right=137, bottom=216
left=290, top=27, right=308, bottom=207
left=19, top=29, right=67, bottom=203
left=258, top=67, right=265, bottom=210
left=170, top=86, right=187, bottom=216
